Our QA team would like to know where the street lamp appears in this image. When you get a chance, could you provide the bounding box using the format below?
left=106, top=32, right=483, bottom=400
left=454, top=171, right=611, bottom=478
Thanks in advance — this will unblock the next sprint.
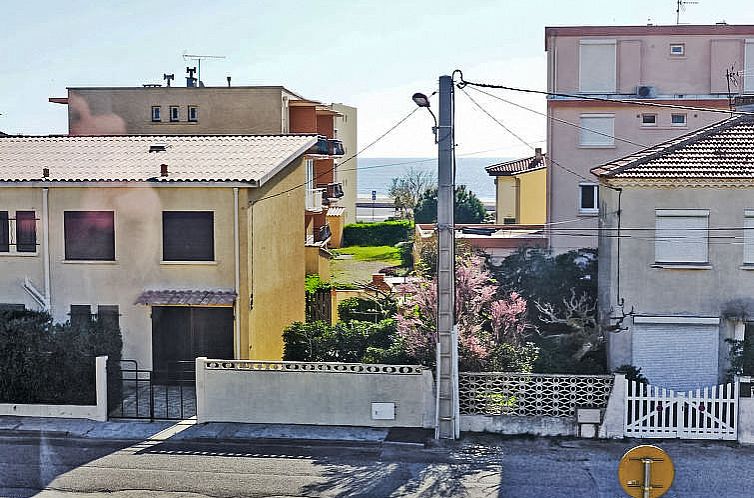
left=411, top=92, right=438, bottom=143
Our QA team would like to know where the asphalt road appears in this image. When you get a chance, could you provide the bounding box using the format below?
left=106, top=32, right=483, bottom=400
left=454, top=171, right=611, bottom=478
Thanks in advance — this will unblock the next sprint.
left=2, top=433, right=754, bottom=497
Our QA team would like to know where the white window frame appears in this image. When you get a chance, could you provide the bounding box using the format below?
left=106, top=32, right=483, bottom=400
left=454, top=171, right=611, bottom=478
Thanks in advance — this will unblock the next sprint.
left=671, top=113, right=687, bottom=127
left=641, top=113, right=657, bottom=127
left=578, top=183, right=599, bottom=215
left=669, top=43, right=685, bottom=57
left=188, top=105, right=198, bottom=122
left=169, top=106, right=179, bottom=122
left=744, top=210, right=754, bottom=266
left=579, top=114, right=615, bottom=147
left=579, top=39, right=617, bottom=93
left=0, top=210, right=38, bottom=256
left=151, top=106, right=161, bottom=122
left=654, top=209, right=709, bottom=266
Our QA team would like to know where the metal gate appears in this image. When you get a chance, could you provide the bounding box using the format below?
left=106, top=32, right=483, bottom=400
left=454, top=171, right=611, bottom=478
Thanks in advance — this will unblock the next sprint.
left=109, top=360, right=196, bottom=421
left=624, top=380, right=739, bottom=440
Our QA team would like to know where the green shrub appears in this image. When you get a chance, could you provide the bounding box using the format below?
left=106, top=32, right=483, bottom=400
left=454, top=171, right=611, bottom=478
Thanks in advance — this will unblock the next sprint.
left=342, top=220, right=412, bottom=247
left=397, top=241, right=413, bottom=268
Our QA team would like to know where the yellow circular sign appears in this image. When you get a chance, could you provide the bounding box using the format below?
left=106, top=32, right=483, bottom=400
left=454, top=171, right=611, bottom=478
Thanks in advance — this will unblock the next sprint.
left=618, top=445, right=674, bottom=498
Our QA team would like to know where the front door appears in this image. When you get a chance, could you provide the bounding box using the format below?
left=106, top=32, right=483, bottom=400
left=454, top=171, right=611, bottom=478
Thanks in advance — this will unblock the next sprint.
left=152, top=306, right=234, bottom=381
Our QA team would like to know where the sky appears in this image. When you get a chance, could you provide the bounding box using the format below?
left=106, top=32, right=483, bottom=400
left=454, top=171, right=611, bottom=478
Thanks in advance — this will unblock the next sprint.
left=3, top=0, right=754, bottom=158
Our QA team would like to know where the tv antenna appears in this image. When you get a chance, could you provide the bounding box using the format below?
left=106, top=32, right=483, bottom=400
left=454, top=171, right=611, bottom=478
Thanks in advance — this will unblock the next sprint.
left=182, top=52, right=226, bottom=84
left=676, top=0, right=699, bottom=24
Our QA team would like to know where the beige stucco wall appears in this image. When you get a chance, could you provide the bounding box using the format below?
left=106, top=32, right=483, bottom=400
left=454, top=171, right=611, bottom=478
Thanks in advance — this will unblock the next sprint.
left=598, top=185, right=754, bottom=373
left=548, top=103, right=726, bottom=250
left=69, top=87, right=288, bottom=135
left=517, top=168, right=547, bottom=225
left=304, top=245, right=331, bottom=282
left=331, top=104, right=358, bottom=225
left=247, top=158, right=306, bottom=361
left=495, top=177, right=518, bottom=224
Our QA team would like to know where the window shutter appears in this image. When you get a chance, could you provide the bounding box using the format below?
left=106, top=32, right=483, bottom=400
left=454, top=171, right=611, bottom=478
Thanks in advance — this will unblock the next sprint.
left=97, top=305, right=120, bottom=331
left=745, top=41, right=754, bottom=94
left=16, top=211, right=36, bottom=252
left=744, top=213, right=754, bottom=264
left=64, top=211, right=115, bottom=261
left=70, top=305, right=93, bottom=329
left=579, top=41, right=617, bottom=93
left=655, top=211, right=709, bottom=264
left=0, top=211, right=8, bottom=252
left=579, top=116, right=614, bottom=146
left=162, top=212, right=214, bottom=261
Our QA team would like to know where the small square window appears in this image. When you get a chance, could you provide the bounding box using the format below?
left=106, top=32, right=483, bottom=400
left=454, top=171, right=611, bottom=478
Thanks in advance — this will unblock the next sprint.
left=671, top=113, right=687, bottom=126
left=188, top=106, right=198, bottom=122
left=162, top=211, right=214, bottom=261
left=579, top=184, right=599, bottom=214
left=169, top=106, right=179, bottom=122
left=151, top=106, right=161, bottom=122
left=64, top=211, right=115, bottom=261
left=641, top=114, right=657, bottom=126
left=670, top=44, right=685, bottom=56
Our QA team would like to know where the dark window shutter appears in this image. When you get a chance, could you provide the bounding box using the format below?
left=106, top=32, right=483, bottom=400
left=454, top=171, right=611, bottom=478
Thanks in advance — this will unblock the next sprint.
left=162, top=211, right=214, bottom=261
left=70, top=304, right=93, bottom=329
left=97, top=305, right=120, bottom=331
left=0, top=212, right=8, bottom=252
left=64, top=211, right=115, bottom=260
left=0, top=303, right=25, bottom=312
left=16, top=211, right=37, bottom=252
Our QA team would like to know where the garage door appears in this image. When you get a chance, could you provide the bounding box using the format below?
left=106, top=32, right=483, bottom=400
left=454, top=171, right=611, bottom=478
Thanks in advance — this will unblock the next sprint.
left=632, top=322, right=719, bottom=391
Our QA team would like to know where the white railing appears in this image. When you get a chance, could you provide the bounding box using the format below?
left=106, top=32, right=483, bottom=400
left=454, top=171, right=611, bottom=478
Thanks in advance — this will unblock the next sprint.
left=202, top=359, right=426, bottom=375
left=306, top=188, right=325, bottom=211
left=459, top=372, right=613, bottom=418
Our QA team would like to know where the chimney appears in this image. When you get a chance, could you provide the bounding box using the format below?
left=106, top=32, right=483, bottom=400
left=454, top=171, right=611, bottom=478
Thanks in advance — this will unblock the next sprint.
left=160, top=164, right=169, bottom=177
left=370, top=273, right=391, bottom=292
left=535, top=147, right=543, bottom=161
left=227, top=76, right=232, bottom=87
left=186, top=66, right=197, bottom=88
left=42, top=168, right=49, bottom=179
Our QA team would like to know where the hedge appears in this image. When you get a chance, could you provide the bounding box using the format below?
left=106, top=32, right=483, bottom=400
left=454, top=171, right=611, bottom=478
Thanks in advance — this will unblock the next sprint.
left=342, top=220, right=412, bottom=247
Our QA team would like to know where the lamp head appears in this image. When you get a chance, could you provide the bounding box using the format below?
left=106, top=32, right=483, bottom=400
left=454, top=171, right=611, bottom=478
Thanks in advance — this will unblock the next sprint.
left=412, top=92, right=431, bottom=108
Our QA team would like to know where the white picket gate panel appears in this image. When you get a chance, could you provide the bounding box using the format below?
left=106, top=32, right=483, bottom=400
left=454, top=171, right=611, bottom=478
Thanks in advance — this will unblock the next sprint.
left=625, top=380, right=738, bottom=440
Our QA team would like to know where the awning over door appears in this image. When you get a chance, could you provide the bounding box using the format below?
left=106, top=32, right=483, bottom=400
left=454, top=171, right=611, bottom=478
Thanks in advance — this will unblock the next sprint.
left=135, top=289, right=237, bottom=306
left=632, top=317, right=720, bottom=391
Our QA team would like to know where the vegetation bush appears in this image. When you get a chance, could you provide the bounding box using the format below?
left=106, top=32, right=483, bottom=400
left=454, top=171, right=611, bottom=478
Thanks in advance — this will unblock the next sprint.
left=0, top=308, right=122, bottom=406
left=342, top=220, right=412, bottom=247
left=413, top=185, right=486, bottom=224
left=283, top=319, right=401, bottom=363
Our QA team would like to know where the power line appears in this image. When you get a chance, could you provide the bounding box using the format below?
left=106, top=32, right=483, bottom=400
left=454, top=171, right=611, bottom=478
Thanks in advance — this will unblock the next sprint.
left=455, top=71, right=754, bottom=116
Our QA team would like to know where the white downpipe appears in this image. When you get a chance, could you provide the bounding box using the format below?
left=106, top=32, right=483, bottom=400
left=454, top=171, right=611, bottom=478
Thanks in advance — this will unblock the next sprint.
left=42, top=188, right=51, bottom=311
left=452, top=325, right=460, bottom=439
left=434, top=341, right=441, bottom=440
left=233, top=188, right=241, bottom=359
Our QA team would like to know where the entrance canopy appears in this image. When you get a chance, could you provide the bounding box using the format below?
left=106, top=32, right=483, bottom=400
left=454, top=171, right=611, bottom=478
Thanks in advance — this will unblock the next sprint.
left=135, top=289, right=237, bottom=306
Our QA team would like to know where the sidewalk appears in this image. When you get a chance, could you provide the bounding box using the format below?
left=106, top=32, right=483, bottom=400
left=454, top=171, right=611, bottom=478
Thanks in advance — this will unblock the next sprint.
left=0, top=416, right=432, bottom=447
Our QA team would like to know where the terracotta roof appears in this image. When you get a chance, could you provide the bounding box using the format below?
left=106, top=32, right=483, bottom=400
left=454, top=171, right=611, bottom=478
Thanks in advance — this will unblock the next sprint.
left=592, top=117, right=754, bottom=179
left=486, top=153, right=547, bottom=176
left=0, top=134, right=317, bottom=184
left=135, top=290, right=237, bottom=306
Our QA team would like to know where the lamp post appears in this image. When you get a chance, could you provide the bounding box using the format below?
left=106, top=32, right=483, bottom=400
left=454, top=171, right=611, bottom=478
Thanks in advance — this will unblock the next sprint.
left=413, top=76, right=458, bottom=440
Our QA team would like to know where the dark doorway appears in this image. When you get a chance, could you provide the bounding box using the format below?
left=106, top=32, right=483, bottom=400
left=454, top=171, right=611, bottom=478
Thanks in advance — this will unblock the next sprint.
left=152, top=306, right=234, bottom=382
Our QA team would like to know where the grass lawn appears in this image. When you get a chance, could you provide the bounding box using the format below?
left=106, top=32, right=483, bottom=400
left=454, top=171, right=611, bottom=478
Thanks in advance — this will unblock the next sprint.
left=335, top=245, right=402, bottom=265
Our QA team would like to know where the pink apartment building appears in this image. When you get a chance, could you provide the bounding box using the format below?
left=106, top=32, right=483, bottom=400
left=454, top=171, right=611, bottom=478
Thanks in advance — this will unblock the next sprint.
left=545, top=24, right=754, bottom=251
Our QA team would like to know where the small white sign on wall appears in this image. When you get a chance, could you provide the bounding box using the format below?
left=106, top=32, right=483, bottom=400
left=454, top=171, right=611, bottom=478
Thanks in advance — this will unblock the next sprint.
left=371, top=402, right=395, bottom=420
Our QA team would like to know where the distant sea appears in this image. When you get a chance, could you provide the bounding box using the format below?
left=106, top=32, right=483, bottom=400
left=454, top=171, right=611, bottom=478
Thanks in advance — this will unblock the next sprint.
left=356, top=157, right=509, bottom=203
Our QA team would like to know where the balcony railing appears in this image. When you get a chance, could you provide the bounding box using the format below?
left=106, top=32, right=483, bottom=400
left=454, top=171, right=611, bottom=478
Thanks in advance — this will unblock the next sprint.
left=306, top=187, right=326, bottom=211
left=314, top=224, right=332, bottom=243
left=327, top=182, right=344, bottom=199
left=328, top=139, right=345, bottom=156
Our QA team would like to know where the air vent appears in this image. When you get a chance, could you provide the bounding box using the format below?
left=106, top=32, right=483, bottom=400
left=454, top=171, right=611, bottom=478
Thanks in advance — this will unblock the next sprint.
left=149, top=143, right=167, bottom=153
left=636, top=86, right=657, bottom=98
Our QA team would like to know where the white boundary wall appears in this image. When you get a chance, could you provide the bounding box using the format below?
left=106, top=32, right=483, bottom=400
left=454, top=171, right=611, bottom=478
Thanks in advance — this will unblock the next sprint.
left=196, top=358, right=435, bottom=428
left=0, top=356, right=108, bottom=421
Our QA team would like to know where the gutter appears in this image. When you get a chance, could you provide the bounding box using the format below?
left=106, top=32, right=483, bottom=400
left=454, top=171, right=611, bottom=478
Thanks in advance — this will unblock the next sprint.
left=42, top=188, right=51, bottom=310
left=233, top=188, right=241, bottom=359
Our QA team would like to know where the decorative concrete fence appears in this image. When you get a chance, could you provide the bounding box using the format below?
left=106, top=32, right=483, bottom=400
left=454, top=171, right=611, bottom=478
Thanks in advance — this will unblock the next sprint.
left=0, top=356, right=108, bottom=421
left=459, top=372, right=615, bottom=437
left=195, top=358, right=435, bottom=428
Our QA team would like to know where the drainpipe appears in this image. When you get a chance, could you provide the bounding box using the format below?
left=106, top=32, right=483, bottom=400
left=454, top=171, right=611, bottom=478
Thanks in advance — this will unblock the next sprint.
left=42, top=188, right=51, bottom=311
left=233, top=188, right=240, bottom=359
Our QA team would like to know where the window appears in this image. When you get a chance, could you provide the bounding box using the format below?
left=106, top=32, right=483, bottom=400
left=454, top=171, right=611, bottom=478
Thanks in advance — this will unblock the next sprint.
left=745, top=40, right=754, bottom=94
left=579, top=40, right=617, bottom=93
left=579, top=184, right=599, bottom=214
left=151, top=106, right=161, bottom=122
left=0, top=210, right=37, bottom=253
left=97, top=305, right=120, bottom=330
left=579, top=114, right=615, bottom=146
left=169, top=106, right=179, bottom=122
left=744, top=210, right=754, bottom=265
left=70, top=305, right=93, bottom=329
left=641, top=114, right=657, bottom=126
left=655, top=209, right=709, bottom=265
left=188, top=105, right=198, bottom=122
left=64, top=211, right=115, bottom=261
left=162, top=211, right=214, bottom=261
left=0, top=303, right=25, bottom=313
left=671, top=113, right=687, bottom=126
left=669, top=43, right=685, bottom=56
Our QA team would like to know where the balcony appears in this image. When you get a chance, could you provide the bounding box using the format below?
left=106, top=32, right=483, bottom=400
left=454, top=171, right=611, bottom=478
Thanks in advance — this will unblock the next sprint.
left=328, top=139, right=345, bottom=156
left=314, top=224, right=332, bottom=243
left=327, top=182, right=344, bottom=199
left=306, top=187, right=326, bottom=212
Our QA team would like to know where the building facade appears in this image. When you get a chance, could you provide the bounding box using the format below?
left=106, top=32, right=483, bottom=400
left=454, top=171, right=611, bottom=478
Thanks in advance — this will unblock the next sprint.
left=486, top=148, right=547, bottom=226
left=545, top=24, right=754, bottom=251
left=593, top=116, right=754, bottom=390
left=0, top=134, right=318, bottom=369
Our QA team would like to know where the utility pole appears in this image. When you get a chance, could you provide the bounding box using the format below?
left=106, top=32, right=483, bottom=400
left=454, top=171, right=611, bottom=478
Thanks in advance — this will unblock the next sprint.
left=435, top=75, right=458, bottom=440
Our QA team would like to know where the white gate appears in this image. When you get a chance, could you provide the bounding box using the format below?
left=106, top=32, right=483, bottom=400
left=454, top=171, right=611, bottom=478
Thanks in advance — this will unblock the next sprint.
left=624, top=380, right=739, bottom=440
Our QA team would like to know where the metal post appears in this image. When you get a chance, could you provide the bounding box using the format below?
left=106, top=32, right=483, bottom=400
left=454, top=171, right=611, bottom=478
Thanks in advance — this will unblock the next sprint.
left=435, top=74, right=457, bottom=440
